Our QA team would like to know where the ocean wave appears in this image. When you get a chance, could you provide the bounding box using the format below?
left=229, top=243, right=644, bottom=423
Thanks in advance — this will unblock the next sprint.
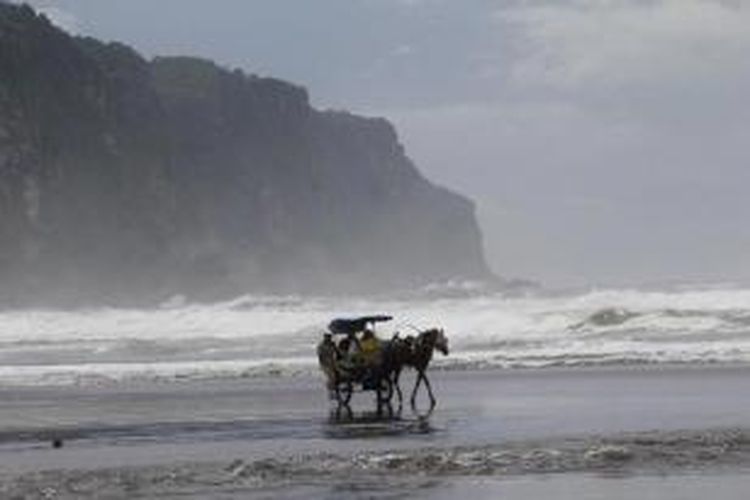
left=2, top=286, right=750, bottom=385
left=289, top=427, right=750, bottom=477
left=0, top=359, right=319, bottom=386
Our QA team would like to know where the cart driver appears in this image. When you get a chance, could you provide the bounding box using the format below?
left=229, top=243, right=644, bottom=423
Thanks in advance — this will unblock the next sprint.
left=317, top=333, right=337, bottom=393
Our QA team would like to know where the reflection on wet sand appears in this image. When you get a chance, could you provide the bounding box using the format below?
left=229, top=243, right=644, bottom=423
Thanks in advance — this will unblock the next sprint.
left=326, top=405, right=436, bottom=440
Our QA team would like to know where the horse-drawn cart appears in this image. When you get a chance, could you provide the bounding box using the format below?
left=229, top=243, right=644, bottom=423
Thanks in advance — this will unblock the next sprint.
left=317, top=315, right=395, bottom=407
left=318, top=315, right=450, bottom=411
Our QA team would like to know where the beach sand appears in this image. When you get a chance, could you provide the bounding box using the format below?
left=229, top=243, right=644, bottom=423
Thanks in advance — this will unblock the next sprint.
left=2, top=365, right=750, bottom=498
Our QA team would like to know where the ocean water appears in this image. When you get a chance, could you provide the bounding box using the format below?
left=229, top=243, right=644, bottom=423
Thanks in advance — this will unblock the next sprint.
left=2, top=284, right=750, bottom=386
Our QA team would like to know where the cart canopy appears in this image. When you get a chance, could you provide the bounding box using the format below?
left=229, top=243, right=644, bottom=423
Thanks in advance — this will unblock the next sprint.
left=328, top=315, right=392, bottom=335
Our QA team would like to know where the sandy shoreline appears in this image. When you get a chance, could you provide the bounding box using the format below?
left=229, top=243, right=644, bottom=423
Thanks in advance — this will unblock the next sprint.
left=2, top=364, right=750, bottom=497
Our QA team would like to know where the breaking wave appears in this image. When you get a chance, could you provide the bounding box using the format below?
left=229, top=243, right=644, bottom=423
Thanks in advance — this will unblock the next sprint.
left=2, top=285, right=750, bottom=385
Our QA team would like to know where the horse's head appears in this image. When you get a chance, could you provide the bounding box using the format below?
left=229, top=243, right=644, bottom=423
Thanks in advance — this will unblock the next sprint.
left=424, top=328, right=449, bottom=356
left=435, top=328, right=449, bottom=356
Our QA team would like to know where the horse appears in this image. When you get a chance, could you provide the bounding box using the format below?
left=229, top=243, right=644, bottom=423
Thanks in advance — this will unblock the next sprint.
left=382, top=327, right=449, bottom=411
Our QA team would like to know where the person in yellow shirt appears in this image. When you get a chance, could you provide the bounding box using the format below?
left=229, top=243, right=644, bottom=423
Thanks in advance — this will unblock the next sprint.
left=359, top=328, right=381, bottom=366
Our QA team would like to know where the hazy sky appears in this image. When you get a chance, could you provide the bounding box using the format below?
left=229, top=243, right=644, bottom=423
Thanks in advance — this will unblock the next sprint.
left=25, top=0, right=750, bottom=287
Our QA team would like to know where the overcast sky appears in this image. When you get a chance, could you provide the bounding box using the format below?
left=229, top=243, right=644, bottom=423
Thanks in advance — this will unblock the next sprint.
left=25, top=0, right=750, bottom=287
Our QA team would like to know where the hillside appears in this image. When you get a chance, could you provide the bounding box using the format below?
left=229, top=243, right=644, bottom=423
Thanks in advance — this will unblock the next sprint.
left=0, top=4, right=490, bottom=306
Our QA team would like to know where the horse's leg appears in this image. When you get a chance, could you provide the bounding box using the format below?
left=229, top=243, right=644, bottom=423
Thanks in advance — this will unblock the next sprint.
left=393, top=368, right=403, bottom=407
left=410, top=371, right=424, bottom=409
left=335, top=403, right=352, bottom=421
left=423, top=373, right=436, bottom=409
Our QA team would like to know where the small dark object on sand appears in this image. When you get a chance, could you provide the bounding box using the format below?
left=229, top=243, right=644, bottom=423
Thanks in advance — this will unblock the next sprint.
left=52, top=438, right=63, bottom=449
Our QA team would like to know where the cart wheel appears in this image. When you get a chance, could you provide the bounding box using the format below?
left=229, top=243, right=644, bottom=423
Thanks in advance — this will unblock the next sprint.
left=376, top=376, right=393, bottom=405
left=337, top=380, right=353, bottom=406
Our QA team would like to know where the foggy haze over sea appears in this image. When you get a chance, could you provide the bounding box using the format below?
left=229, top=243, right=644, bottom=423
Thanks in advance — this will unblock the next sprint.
left=23, top=0, right=750, bottom=288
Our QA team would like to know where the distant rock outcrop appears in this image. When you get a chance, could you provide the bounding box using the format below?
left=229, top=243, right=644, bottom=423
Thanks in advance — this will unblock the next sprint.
left=0, top=4, right=491, bottom=306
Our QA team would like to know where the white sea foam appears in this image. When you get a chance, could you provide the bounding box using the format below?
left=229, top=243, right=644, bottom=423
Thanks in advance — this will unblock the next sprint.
left=2, top=285, right=750, bottom=385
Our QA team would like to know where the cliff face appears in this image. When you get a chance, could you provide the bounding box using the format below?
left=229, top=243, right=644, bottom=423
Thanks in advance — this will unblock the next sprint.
left=0, top=4, right=490, bottom=306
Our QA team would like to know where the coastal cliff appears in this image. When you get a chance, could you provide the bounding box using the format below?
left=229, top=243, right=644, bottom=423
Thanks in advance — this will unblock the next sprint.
left=0, top=4, right=490, bottom=305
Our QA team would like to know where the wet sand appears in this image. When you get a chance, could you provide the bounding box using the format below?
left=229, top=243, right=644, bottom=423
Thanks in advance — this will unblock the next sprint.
left=2, top=365, right=750, bottom=498
left=269, top=473, right=750, bottom=500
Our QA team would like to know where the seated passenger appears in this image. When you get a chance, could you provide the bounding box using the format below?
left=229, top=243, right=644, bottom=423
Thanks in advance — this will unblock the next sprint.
left=336, top=337, right=356, bottom=373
